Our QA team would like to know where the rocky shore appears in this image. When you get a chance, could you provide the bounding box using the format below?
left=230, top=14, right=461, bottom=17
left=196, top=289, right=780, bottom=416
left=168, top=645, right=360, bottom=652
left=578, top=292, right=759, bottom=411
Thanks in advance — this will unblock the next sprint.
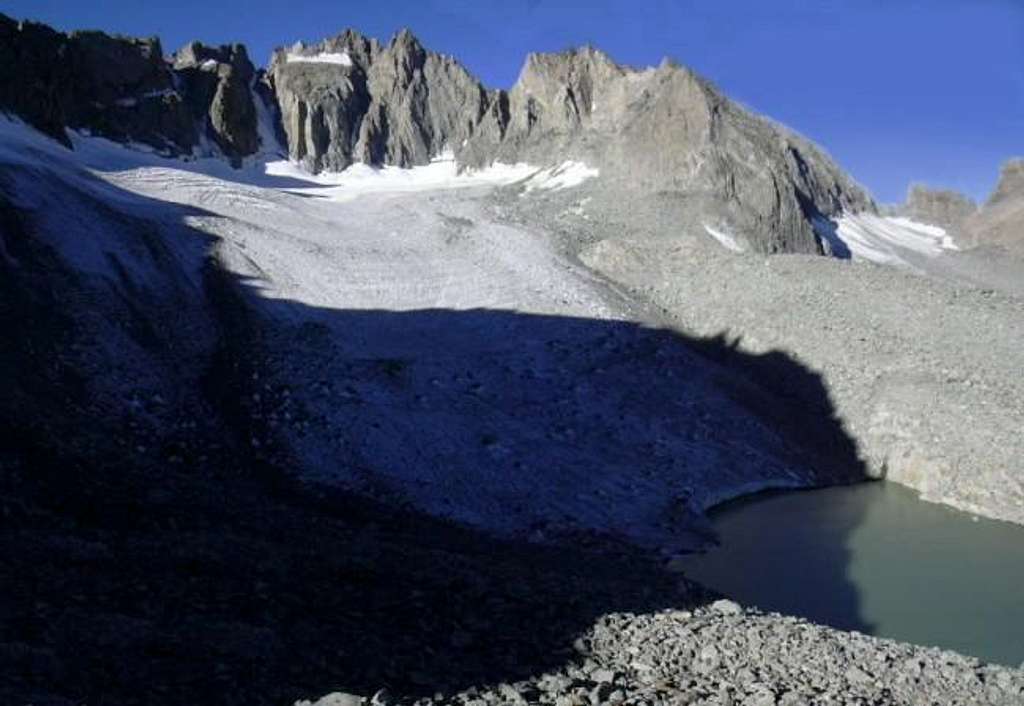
left=302, top=600, right=1024, bottom=706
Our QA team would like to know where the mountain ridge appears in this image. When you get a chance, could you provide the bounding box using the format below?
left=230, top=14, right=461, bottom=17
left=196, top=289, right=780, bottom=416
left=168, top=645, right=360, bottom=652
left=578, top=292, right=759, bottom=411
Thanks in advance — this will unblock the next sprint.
left=0, top=14, right=876, bottom=255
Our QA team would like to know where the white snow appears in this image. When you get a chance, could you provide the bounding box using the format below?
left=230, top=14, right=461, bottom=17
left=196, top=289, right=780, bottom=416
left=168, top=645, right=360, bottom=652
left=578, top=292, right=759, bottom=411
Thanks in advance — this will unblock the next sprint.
left=522, top=161, right=600, bottom=192
left=200, top=59, right=218, bottom=70
left=265, top=150, right=537, bottom=201
left=704, top=223, right=744, bottom=253
left=286, top=51, right=353, bottom=67
left=827, top=213, right=960, bottom=267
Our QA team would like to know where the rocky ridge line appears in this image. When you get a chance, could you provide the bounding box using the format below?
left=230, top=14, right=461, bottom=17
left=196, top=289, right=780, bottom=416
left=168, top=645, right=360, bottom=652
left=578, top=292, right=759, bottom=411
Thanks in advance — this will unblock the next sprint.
left=1, top=13, right=876, bottom=256
left=0, top=13, right=272, bottom=164
left=890, top=160, right=1024, bottom=257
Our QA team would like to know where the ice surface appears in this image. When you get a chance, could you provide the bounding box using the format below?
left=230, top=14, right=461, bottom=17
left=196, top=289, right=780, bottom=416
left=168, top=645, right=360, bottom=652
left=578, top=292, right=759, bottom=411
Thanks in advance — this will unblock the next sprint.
left=831, top=213, right=960, bottom=267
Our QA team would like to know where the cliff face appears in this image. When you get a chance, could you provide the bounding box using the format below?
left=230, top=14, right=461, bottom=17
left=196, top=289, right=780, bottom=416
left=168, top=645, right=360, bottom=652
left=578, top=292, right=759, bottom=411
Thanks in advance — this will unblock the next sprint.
left=891, top=161, right=1024, bottom=257
left=899, top=184, right=978, bottom=232
left=172, top=41, right=262, bottom=162
left=271, top=40, right=874, bottom=254
left=965, top=159, right=1024, bottom=256
left=269, top=29, right=501, bottom=172
left=462, top=48, right=874, bottom=254
left=1, top=15, right=877, bottom=254
left=0, top=14, right=267, bottom=163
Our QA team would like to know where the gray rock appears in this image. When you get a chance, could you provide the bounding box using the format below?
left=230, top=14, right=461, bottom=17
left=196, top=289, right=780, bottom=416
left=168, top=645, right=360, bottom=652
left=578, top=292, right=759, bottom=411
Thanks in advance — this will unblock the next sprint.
left=710, top=599, right=742, bottom=616
left=0, top=13, right=265, bottom=164
left=270, top=32, right=872, bottom=255
left=461, top=47, right=874, bottom=255
left=965, top=159, right=1024, bottom=257
left=896, top=183, right=977, bottom=232
left=270, top=29, right=498, bottom=173
left=173, top=41, right=260, bottom=163
left=296, top=693, right=364, bottom=706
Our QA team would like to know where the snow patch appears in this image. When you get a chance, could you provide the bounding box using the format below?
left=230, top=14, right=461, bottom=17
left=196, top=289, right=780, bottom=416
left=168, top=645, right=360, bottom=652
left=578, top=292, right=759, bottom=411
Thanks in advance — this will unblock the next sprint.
left=523, top=161, right=600, bottom=193
left=286, top=51, right=353, bottom=67
left=199, top=59, right=218, bottom=70
left=704, top=223, right=744, bottom=253
left=265, top=150, right=537, bottom=201
left=826, top=213, right=960, bottom=267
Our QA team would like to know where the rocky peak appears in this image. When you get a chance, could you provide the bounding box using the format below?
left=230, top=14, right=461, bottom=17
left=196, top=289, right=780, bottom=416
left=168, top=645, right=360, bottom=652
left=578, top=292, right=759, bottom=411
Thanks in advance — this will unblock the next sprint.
left=173, top=41, right=260, bottom=164
left=270, top=27, right=495, bottom=172
left=173, top=41, right=252, bottom=75
left=987, top=158, right=1024, bottom=206
left=68, top=30, right=168, bottom=92
left=0, top=15, right=875, bottom=254
left=462, top=45, right=872, bottom=254
left=899, top=184, right=978, bottom=232
left=0, top=14, right=266, bottom=164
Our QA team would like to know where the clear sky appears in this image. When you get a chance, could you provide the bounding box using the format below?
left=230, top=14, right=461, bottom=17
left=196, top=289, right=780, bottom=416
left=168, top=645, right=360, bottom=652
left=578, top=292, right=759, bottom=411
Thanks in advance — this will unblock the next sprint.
left=4, top=0, right=1022, bottom=203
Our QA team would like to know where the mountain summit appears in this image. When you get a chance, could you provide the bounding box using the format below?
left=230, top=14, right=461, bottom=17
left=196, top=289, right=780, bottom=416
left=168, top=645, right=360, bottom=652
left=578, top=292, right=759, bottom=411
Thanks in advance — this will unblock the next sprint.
left=0, top=15, right=874, bottom=254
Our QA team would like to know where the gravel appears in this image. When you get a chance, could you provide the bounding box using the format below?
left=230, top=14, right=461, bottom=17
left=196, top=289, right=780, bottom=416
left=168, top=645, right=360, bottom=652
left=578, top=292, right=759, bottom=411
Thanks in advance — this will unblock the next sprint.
left=303, top=604, right=1024, bottom=705
left=496, top=183, right=1024, bottom=526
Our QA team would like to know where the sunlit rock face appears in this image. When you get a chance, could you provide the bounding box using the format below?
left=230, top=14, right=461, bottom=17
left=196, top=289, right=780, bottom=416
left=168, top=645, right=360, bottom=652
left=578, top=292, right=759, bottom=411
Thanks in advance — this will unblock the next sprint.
left=269, top=29, right=501, bottom=173
left=896, top=183, right=978, bottom=233
left=965, top=159, right=1024, bottom=255
left=463, top=47, right=875, bottom=255
left=269, top=31, right=874, bottom=254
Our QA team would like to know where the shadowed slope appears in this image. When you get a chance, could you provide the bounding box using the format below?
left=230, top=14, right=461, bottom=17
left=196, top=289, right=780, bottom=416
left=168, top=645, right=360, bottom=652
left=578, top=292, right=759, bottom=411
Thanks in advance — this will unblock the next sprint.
left=0, top=134, right=869, bottom=705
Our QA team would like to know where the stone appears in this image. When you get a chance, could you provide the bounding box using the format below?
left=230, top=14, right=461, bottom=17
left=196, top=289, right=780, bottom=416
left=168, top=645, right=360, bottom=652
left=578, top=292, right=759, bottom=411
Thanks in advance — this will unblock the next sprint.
left=710, top=599, right=742, bottom=616
left=296, top=693, right=364, bottom=706
left=172, top=41, right=260, bottom=163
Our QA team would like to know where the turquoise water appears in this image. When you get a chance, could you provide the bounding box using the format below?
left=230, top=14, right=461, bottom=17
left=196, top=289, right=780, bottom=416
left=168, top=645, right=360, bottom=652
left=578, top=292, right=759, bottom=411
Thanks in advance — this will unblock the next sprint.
left=681, top=481, right=1024, bottom=666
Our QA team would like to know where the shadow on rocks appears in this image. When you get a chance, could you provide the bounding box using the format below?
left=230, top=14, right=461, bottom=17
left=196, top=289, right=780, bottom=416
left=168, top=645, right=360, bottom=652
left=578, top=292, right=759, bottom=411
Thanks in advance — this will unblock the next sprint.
left=0, top=159, right=870, bottom=706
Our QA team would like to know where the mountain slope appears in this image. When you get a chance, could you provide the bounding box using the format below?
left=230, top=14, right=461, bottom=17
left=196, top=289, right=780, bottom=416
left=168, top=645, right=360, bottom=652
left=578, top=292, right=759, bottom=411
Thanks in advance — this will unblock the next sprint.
left=0, top=13, right=277, bottom=163
left=462, top=47, right=874, bottom=254
left=0, top=15, right=879, bottom=257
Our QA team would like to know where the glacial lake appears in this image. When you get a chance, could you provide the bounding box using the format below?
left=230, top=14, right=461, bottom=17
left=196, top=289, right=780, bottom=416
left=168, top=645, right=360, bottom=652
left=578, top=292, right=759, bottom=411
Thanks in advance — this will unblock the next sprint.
left=681, top=481, right=1024, bottom=666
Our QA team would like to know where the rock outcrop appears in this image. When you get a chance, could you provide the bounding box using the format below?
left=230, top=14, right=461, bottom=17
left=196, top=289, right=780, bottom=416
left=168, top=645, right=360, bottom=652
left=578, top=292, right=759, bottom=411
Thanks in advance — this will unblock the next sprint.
left=0, top=13, right=265, bottom=162
left=172, top=41, right=261, bottom=163
left=271, top=37, right=874, bottom=254
left=965, top=159, right=1024, bottom=256
left=1, top=14, right=875, bottom=253
left=462, top=48, right=875, bottom=254
left=898, top=183, right=978, bottom=232
left=269, top=29, right=500, bottom=173
left=892, top=161, right=1024, bottom=257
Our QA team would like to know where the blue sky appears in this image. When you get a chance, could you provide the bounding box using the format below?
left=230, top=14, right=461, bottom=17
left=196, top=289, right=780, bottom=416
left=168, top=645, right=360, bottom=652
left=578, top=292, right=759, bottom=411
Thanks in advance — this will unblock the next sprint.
left=4, top=0, right=1022, bottom=203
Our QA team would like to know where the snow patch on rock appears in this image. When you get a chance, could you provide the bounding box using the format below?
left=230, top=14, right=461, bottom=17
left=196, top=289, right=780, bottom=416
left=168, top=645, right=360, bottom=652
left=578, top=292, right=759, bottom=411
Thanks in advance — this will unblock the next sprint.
left=286, top=51, right=354, bottom=67
left=265, top=150, right=537, bottom=201
left=704, top=223, right=744, bottom=253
